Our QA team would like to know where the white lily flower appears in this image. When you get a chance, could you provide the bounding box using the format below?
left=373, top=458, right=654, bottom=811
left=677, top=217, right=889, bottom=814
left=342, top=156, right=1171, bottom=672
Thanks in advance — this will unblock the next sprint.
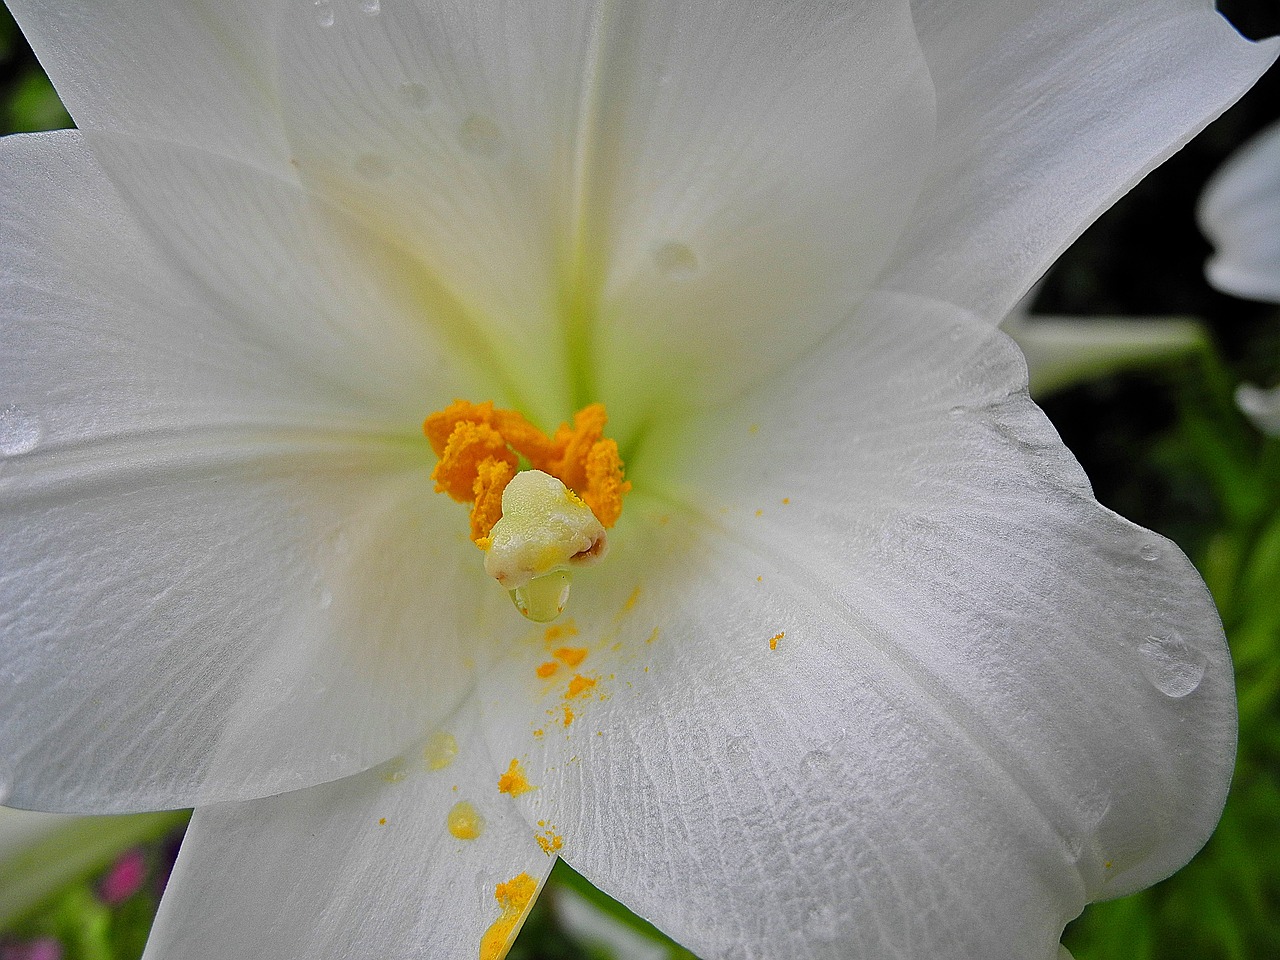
left=1, top=2, right=1275, bottom=959
left=1199, top=117, right=1280, bottom=433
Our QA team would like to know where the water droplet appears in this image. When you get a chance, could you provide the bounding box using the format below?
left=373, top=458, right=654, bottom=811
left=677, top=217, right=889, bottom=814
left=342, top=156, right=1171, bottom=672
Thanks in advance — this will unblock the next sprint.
left=0, top=405, right=41, bottom=456
left=458, top=114, right=505, bottom=158
left=653, top=241, right=697, bottom=279
left=398, top=81, right=430, bottom=110
left=447, top=800, right=485, bottom=840
left=313, top=0, right=335, bottom=27
left=1137, top=635, right=1207, bottom=698
left=948, top=405, right=966, bottom=418
left=360, top=0, right=381, bottom=14
left=1139, top=543, right=1160, bottom=562
left=354, top=153, right=392, bottom=181
left=509, top=570, right=572, bottom=623
left=726, top=735, right=749, bottom=762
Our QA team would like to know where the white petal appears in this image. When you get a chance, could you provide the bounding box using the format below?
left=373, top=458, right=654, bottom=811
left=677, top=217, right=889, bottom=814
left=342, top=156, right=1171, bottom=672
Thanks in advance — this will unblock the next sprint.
left=1235, top=383, right=1280, bottom=435
left=1001, top=313, right=1206, bottom=396
left=1199, top=118, right=1280, bottom=303
left=5, top=0, right=288, bottom=169
left=0, top=133, right=513, bottom=811
left=144, top=695, right=552, bottom=960
left=479, top=294, right=1233, bottom=959
left=886, top=1, right=1278, bottom=320
left=272, top=0, right=935, bottom=430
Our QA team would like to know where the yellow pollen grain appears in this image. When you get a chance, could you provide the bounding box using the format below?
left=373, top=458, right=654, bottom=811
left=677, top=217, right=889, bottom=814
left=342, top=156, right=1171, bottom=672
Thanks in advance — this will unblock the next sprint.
left=532, top=728, right=544, bottom=738
left=536, top=661, right=559, bottom=679
left=755, top=509, right=763, bottom=517
left=497, top=758, right=534, bottom=796
left=624, top=587, right=640, bottom=610
left=446, top=800, right=485, bottom=840
left=782, top=497, right=791, bottom=505
left=544, top=620, right=578, bottom=645
left=563, top=705, right=575, bottom=727
left=479, top=872, right=538, bottom=960
left=553, top=646, right=588, bottom=667
left=757, top=576, right=763, bottom=582
left=565, top=674, right=597, bottom=699
left=536, top=828, right=564, bottom=856
left=769, top=631, right=785, bottom=651
left=425, top=731, right=459, bottom=770
left=378, top=817, right=387, bottom=826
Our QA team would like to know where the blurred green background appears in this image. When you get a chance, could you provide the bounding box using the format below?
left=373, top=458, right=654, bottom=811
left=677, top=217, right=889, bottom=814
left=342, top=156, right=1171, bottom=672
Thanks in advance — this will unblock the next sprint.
left=1, top=3, right=1278, bottom=958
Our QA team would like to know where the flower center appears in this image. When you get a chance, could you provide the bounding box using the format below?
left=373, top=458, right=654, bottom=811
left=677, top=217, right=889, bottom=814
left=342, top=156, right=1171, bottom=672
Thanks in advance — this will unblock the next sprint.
left=423, top=399, right=631, bottom=622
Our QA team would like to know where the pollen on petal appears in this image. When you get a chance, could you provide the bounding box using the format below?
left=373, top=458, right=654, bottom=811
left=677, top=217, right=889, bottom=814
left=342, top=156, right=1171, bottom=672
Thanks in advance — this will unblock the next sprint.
left=553, top=647, right=588, bottom=667
left=536, top=661, right=559, bottom=679
left=565, top=674, right=597, bottom=698
left=447, top=800, right=485, bottom=840
left=479, top=872, right=539, bottom=960
left=497, top=758, right=534, bottom=796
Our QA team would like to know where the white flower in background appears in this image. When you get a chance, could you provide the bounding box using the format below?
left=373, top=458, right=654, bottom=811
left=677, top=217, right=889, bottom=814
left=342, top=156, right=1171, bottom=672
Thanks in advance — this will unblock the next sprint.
left=1001, top=295, right=1205, bottom=397
left=1, top=2, right=1275, bottom=959
left=1199, top=117, right=1280, bottom=433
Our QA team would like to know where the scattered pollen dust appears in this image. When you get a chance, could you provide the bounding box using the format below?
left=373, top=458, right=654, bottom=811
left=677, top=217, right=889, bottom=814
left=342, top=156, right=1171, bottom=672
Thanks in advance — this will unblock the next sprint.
left=769, top=631, right=785, bottom=651
left=565, top=674, right=597, bottom=699
left=624, top=586, right=640, bottom=611
left=446, top=800, right=484, bottom=840
left=646, top=626, right=659, bottom=644
left=535, top=821, right=564, bottom=856
left=497, top=758, right=534, bottom=796
left=424, top=731, right=458, bottom=770
left=543, top=620, right=579, bottom=645
left=479, top=873, right=538, bottom=960
left=553, top=646, right=588, bottom=667
left=563, top=705, right=575, bottom=727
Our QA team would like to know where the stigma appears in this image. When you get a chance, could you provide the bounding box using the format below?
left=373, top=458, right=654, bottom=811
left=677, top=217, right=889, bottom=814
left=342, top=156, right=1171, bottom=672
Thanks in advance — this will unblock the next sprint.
left=423, top=400, right=630, bottom=622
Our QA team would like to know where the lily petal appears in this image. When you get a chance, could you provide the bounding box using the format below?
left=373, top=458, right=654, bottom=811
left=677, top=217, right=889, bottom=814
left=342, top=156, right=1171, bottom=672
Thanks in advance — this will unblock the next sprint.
left=886, top=0, right=1278, bottom=320
left=272, top=0, right=936, bottom=428
left=4, top=0, right=288, bottom=169
left=481, top=293, right=1232, bottom=959
left=1199, top=117, right=1280, bottom=303
left=144, top=695, right=551, bottom=960
left=0, top=132, right=511, bottom=811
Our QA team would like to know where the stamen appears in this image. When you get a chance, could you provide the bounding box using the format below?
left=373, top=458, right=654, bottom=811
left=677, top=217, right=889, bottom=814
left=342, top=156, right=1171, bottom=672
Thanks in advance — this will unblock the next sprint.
left=423, top=399, right=630, bottom=621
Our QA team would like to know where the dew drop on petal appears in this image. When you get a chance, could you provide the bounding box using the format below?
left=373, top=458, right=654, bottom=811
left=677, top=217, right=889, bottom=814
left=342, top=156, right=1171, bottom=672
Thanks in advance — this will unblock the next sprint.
left=1139, top=543, right=1160, bottom=562
left=1137, top=635, right=1207, bottom=698
left=458, top=114, right=505, bottom=158
left=354, top=153, right=393, bottom=181
left=360, top=0, right=381, bottom=14
left=313, top=0, right=335, bottom=28
left=653, top=241, right=698, bottom=279
left=0, top=405, right=41, bottom=456
left=398, top=81, right=430, bottom=110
